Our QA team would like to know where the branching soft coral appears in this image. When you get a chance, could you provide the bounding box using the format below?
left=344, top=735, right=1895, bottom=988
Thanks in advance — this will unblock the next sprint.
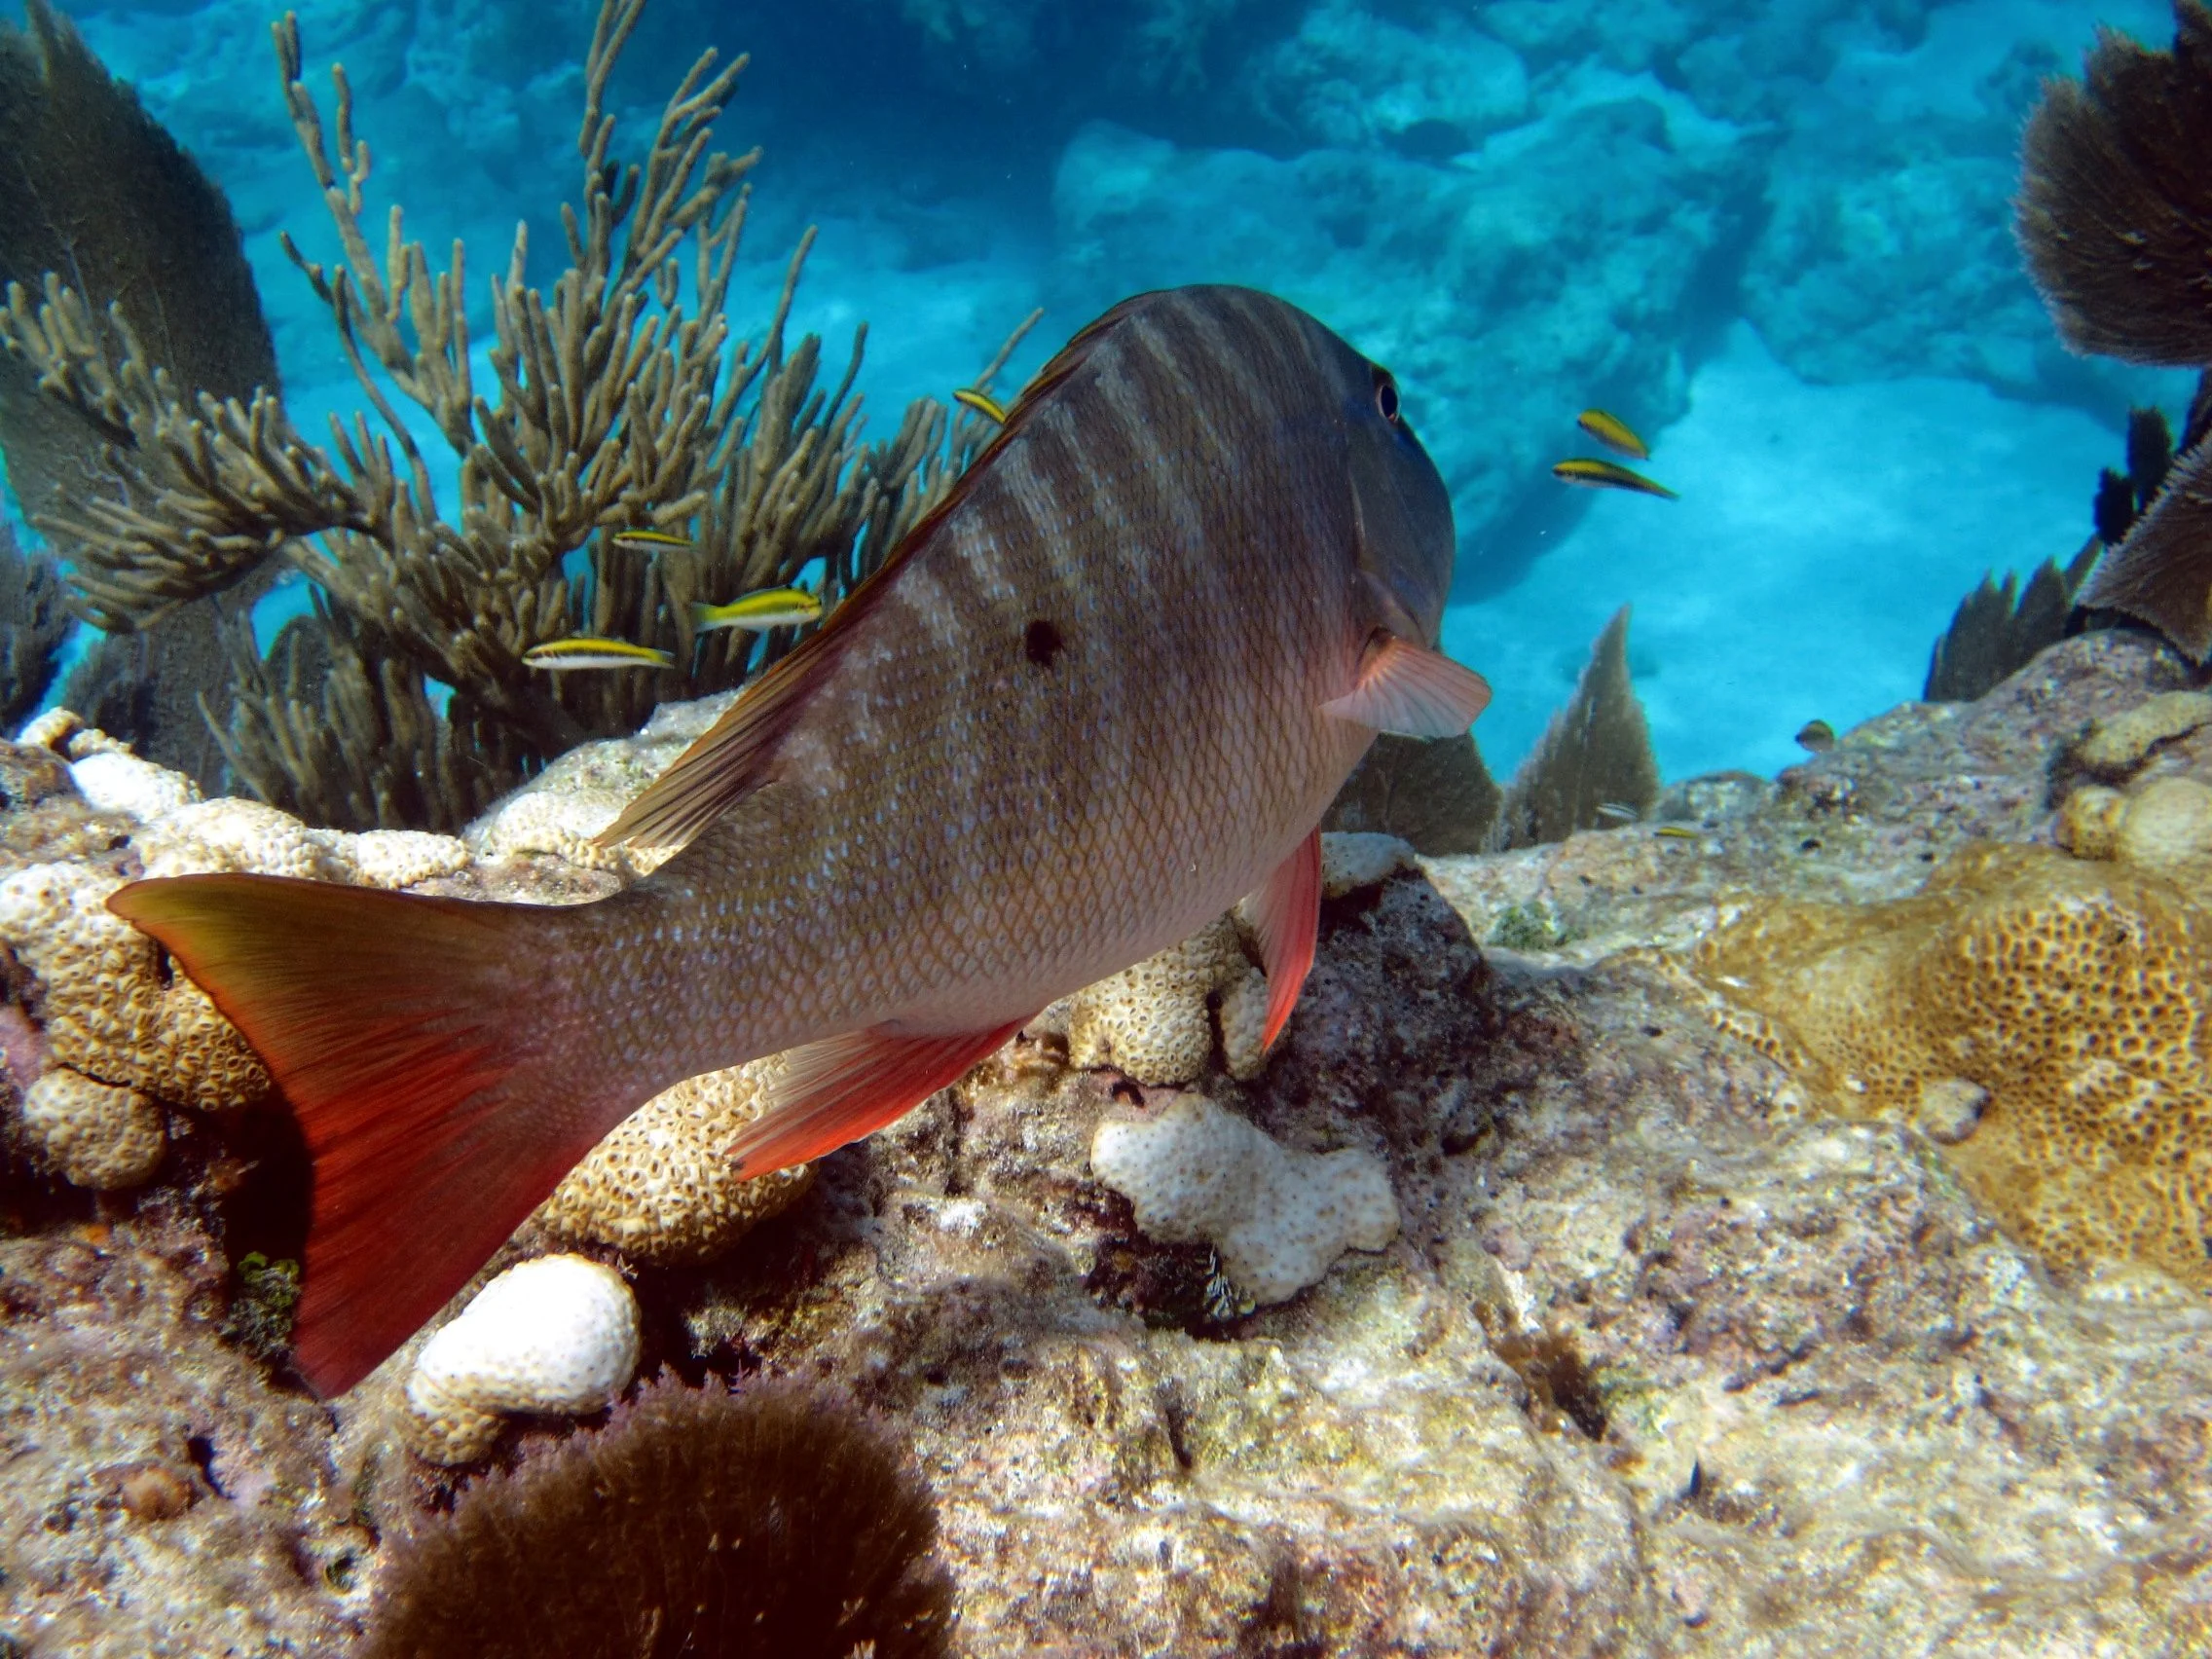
left=0, top=0, right=1034, bottom=829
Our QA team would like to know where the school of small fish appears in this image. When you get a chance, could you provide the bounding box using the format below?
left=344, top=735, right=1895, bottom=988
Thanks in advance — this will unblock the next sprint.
left=110, top=285, right=1488, bottom=1396
left=1552, top=408, right=1677, bottom=499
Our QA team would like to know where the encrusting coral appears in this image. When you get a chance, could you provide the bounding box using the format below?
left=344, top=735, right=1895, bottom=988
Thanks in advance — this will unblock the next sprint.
left=2068, top=687, right=2212, bottom=780
left=0, top=0, right=1032, bottom=830
left=1089, top=1088, right=1399, bottom=1305
left=0, top=859, right=269, bottom=1114
left=403, top=1254, right=641, bottom=1465
left=1054, top=913, right=1271, bottom=1086
left=1692, top=841, right=2212, bottom=1292
left=536, top=1057, right=815, bottom=1264
left=364, top=1377, right=953, bottom=1658
left=17, top=1065, right=164, bottom=1189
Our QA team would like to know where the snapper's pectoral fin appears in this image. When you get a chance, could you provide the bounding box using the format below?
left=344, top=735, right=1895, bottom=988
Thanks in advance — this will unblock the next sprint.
left=1321, top=637, right=1492, bottom=738
left=1248, top=829, right=1322, bottom=1051
left=726, top=1019, right=1029, bottom=1179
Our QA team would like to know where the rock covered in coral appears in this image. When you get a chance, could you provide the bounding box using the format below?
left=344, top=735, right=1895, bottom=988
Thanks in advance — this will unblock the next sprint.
left=17, top=1064, right=164, bottom=1188
left=1693, top=840, right=2212, bottom=1292
left=1052, top=912, right=1267, bottom=1085
left=403, top=1255, right=642, bottom=1464
left=0, top=860, right=270, bottom=1114
left=536, top=1057, right=815, bottom=1264
left=1089, top=1088, right=1399, bottom=1304
left=2070, top=687, right=2212, bottom=779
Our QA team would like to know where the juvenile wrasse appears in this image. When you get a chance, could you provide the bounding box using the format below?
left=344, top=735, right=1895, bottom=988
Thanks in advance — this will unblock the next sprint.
left=690, top=588, right=824, bottom=633
left=1575, top=409, right=1649, bottom=460
left=608, top=528, right=694, bottom=552
left=1795, top=719, right=1836, bottom=754
left=954, top=387, right=1009, bottom=424
left=1552, top=459, right=1679, bottom=500
left=523, top=637, right=676, bottom=671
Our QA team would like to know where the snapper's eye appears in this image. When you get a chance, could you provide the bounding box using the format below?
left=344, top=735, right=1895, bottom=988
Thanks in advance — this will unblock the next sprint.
left=1373, top=369, right=1401, bottom=425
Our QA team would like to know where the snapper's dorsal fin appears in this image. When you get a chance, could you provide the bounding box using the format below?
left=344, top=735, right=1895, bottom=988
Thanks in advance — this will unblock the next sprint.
left=600, top=295, right=1165, bottom=853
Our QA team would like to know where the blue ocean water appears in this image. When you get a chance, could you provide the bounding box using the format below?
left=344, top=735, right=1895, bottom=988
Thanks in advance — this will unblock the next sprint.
left=23, top=0, right=2205, bottom=778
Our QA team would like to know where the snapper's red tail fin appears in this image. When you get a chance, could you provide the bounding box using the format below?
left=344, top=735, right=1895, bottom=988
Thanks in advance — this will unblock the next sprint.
left=109, top=874, right=625, bottom=1398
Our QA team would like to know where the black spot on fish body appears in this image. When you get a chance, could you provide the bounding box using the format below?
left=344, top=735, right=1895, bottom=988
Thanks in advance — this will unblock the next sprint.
left=1023, top=618, right=1064, bottom=668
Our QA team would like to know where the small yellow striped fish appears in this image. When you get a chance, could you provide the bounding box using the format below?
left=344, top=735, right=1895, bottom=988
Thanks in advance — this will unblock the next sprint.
left=1575, top=409, right=1649, bottom=460
left=1552, top=459, right=1679, bottom=500
left=689, top=587, right=824, bottom=633
left=1594, top=801, right=1641, bottom=824
left=522, top=637, right=676, bottom=671
left=953, top=387, right=1009, bottom=424
left=1654, top=825, right=1700, bottom=840
left=608, top=528, right=695, bottom=552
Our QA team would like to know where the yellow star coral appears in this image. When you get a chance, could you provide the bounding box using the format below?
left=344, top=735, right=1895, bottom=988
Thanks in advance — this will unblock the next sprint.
left=1693, top=842, right=2212, bottom=1291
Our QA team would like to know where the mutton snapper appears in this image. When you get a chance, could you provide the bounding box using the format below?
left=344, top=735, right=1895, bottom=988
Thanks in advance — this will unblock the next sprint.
left=110, top=285, right=1493, bottom=1395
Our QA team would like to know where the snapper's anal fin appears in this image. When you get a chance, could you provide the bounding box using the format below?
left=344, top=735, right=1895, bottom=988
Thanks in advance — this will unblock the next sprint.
left=1322, top=636, right=1492, bottom=738
left=106, top=875, right=619, bottom=1399
left=727, top=1020, right=1028, bottom=1179
left=1248, top=829, right=1322, bottom=1051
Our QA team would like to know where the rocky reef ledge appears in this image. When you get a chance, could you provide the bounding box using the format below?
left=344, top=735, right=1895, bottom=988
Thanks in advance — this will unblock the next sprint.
left=4, top=631, right=2211, bottom=1655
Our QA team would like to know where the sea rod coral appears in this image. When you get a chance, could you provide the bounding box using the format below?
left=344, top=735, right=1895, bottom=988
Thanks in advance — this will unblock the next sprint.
left=0, top=0, right=1031, bottom=830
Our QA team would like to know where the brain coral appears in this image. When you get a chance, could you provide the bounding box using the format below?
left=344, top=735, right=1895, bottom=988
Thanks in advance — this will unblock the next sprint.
left=535, top=1058, right=815, bottom=1264
left=405, top=1255, right=641, bottom=1464
left=18, top=1065, right=164, bottom=1189
left=1692, top=842, right=2212, bottom=1290
left=0, top=862, right=269, bottom=1114
left=1062, top=915, right=1270, bottom=1086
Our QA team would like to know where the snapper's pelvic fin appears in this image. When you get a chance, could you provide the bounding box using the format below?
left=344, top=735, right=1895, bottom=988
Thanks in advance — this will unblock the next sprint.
left=1248, top=829, right=1321, bottom=1051
left=107, top=875, right=622, bottom=1397
left=1322, top=637, right=1492, bottom=738
left=726, top=1020, right=1029, bottom=1178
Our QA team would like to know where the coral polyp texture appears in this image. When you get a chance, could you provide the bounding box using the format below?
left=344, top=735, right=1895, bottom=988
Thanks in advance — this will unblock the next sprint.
left=402, top=1255, right=642, bottom=1465
left=0, top=859, right=269, bottom=1113
left=18, top=1065, right=164, bottom=1189
left=1056, top=913, right=1270, bottom=1085
left=536, top=1057, right=815, bottom=1264
left=1692, top=841, right=2212, bottom=1291
left=1088, top=1088, right=1399, bottom=1304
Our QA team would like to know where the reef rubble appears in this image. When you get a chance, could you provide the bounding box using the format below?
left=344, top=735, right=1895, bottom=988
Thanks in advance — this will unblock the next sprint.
left=2, top=628, right=2210, bottom=1654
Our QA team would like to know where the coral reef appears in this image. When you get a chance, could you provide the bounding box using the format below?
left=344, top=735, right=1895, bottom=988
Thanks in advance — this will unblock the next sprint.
left=12, top=633, right=2212, bottom=1652
left=1922, top=546, right=2095, bottom=703
left=1488, top=605, right=1660, bottom=850
left=17, top=1066, right=163, bottom=1190
left=536, top=1058, right=815, bottom=1264
left=363, top=1378, right=953, bottom=1658
left=1089, top=1087, right=1398, bottom=1304
left=2016, top=1, right=2212, bottom=662
left=403, top=1255, right=641, bottom=1464
left=0, top=0, right=280, bottom=789
left=1692, top=841, right=2212, bottom=1292
left=0, top=859, right=269, bottom=1114
left=0, top=0, right=1024, bottom=830
left=1051, top=913, right=1269, bottom=1086
left=1322, top=729, right=1500, bottom=853
left=0, top=519, right=65, bottom=732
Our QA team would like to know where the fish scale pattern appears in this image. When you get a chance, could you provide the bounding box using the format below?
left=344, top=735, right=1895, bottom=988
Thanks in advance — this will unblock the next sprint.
left=1694, top=842, right=2212, bottom=1291
left=580, top=287, right=1423, bottom=1082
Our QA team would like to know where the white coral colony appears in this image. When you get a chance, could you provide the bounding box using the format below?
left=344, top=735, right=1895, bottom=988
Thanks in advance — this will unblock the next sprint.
left=1089, top=1089, right=1399, bottom=1305
left=403, top=1255, right=641, bottom=1464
